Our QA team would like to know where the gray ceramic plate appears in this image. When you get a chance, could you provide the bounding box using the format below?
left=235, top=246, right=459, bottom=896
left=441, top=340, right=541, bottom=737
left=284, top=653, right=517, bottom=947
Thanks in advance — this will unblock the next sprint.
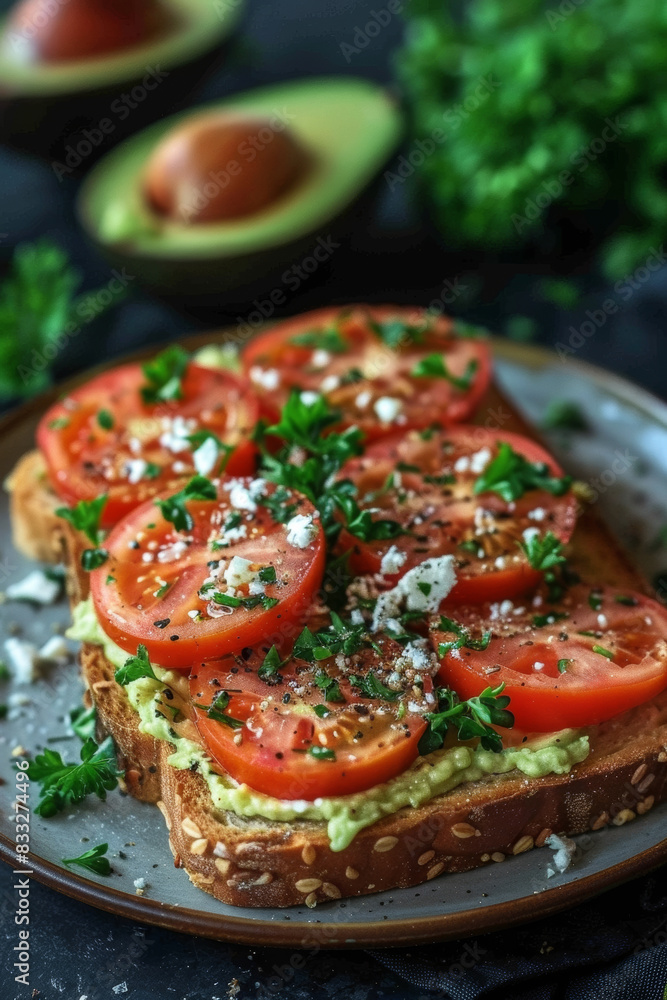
left=1, top=337, right=666, bottom=947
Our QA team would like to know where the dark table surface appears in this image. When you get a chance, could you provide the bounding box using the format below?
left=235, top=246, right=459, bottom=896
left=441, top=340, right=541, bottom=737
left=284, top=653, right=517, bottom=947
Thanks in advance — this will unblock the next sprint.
left=1, top=2, right=667, bottom=998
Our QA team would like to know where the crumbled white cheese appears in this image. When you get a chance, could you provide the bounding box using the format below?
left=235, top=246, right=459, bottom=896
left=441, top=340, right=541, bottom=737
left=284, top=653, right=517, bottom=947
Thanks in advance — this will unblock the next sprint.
left=597, top=613, right=608, bottom=628
left=349, top=608, right=364, bottom=625
left=285, top=513, right=318, bottom=549
left=224, top=478, right=266, bottom=512
left=355, top=390, right=372, bottom=409
left=533, top=661, right=545, bottom=671
left=157, top=540, right=189, bottom=563
left=192, top=436, right=219, bottom=477
left=373, top=396, right=402, bottom=424
left=133, top=877, right=147, bottom=890
left=454, top=455, right=470, bottom=473
left=125, top=458, right=148, bottom=484
left=528, top=507, right=546, bottom=521
left=6, top=569, right=62, bottom=605
left=372, top=555, right=457, bottom=630
left=300, top=391, right=320, bottom=406
left=380, top=545, right=407, bottom=576
left=249, top=366, right=280, bottom=391
left=321, top=375, right=340, bottom=393
left=311, top=349, right=331, bottom=368
left=159, top=415, right=196, bottom=453
left=494, top=556, right=506, bottom=569
left=395, top=640, right=433, bottom=672
left=37, top=635, right=70, bottom=665
left=4, top=638, right=40, bottom=684
left=469, top=447, right=492, bottom=474
left=499, top=599, right=514, bottom=617
left=128, top=437, right=141, bottom=455
left=216, top=519, right=248, bottom=546
left=224, top=556, right=256, bottom=588
left=545, top=833, right=577, bottom=877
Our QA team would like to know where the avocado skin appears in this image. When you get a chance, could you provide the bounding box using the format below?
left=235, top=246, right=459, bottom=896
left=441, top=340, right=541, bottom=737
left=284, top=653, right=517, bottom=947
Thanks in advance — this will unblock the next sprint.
left=0, top=42, right=235, bottom=166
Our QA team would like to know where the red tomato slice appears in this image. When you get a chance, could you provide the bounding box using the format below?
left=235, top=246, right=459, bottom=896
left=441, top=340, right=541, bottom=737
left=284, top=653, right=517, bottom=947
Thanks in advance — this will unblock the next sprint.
left=37, top=360, right=258, bottom=527
left=242, top=305, right=491, bottom=439
left=432, top=586, right=667, bottom=731
left=337, top=426, right=577, bottom=605
left=189, top=638, right=427, bottom=799
left=90, top=478, right=325, bottom=669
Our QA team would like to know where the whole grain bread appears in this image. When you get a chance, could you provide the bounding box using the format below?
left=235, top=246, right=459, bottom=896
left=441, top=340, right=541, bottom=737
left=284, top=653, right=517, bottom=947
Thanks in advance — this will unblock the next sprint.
left=10, top=382, right=667, bottom=907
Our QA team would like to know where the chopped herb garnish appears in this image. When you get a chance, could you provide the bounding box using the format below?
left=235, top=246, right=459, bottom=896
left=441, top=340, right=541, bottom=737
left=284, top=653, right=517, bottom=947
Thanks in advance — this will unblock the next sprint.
left=333, top=492, right=405, bottom=543
left=156, top=475, right=217, bottom=532
left=258, top=644, right=287, bottom=682
left=349, top=671, right=398, bottom=701
left=474, top=442, right=572, bottom=502
left=144, top=462, right=161, bottom=479
left=81, top=548, right=108, bottom=571
left=97, top=409, right=114, bottom=430
left=258, top=565, right=277, bottom=584
left=340, top=367, right=364, bottom=385
left=418, top=684, right=513, bottom=755
left=411, top=352, right=478, bottom=391
left=154, top=582, right=170, bottom=598
left=437, top=616, right=492, bottom=656
left=312, top=670, right=345, bottom=704
left=212, top=591, right=279, bottom=611
left=105, top=574, right=116, bottom=585
left=308, top=746, right=336, bottom=761
left=69, top=705, right=97, bottom=741
left=293, top=613, right=367, bottom=663
left=290, top=327, right=348, bottom=353
left=614, top=594, right=638, bottom=606
left=199, top=690, right=244, bottom=729
left=458, top=539, right=480, bottom=556
left=141, top=345, right=190, bottom=403
left=592, top=644, right=614, bottom=660
left=557, top=659, right=571, bottom=674
left=424, top=473, right=456, bottom=486
left=114, top=645, right=158, bottom=686
left=313, top=704, right=331, bottom=718
left=62, top=842, right=112, bottom=876
left=56, top=494, right=107, bottom=546
left=26, top=736, right=122, bottom=818
left=369, top=316, right=428, bottom=349
left=588, top=591, right=603, bottom=611
left=532, top=611, right=568, bottom=627
left=519, top=531, right=566, bottom=572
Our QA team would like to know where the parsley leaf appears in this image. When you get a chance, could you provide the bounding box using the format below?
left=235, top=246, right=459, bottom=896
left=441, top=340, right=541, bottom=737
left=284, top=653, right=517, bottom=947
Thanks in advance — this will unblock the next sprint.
left=369, top=316, right=429, bottom=349
left=156, top=475, right=217, bottom=532
left=437, top=615, right=492, bottom=656
left=114, top=645, right=158, bottom=686
left=313, top=671, right=345, bottom=703
left=349, top=671, right=399, bottom=701
left=519, top=530, right=566, bottom=571
left=411, top=352, right=479, bottom=391
left=81, top=548, right=108, bottom=571
left=308, top=746, right=336, bottom=761
left=418, top=684, right=513, bottom=755
left=293, top=613, right=368, bottom=663
left=474, top=442, right=572, bottom=502
left=27, top=736, right=122, bottom=818
left=198, top=690, right=244, bottom=729
left=258, top=644, right=287, bottom=682
left=97, top=409, right=114, bottom=430
left=290, top=327, right=347, bottom=352
left=56, top=495, right=107, bottom=545
left=69, top=705, right=97, bottom=741
left=62, top=842, right=112, bottom=876
left=141, top=345, right=190, bottom=403
left=333, top=492, right=405, bottom=543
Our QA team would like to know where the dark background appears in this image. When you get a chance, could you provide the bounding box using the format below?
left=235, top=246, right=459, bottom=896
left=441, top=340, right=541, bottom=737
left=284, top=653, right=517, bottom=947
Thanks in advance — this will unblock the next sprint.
left=1, top=1, right=666, bottom=998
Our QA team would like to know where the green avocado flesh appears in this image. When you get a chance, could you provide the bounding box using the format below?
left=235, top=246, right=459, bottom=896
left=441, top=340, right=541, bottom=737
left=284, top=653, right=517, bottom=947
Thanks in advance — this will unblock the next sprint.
left=0, top=0, right=241, bottom=94
left=67, top=598, right=590, bottom=852
left=78, top=76, right=403, bottom=259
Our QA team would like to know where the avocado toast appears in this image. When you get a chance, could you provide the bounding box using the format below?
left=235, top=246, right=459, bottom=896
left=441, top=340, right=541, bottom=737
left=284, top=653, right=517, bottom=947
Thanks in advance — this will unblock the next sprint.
left=6, top=306, right=667, bottom=908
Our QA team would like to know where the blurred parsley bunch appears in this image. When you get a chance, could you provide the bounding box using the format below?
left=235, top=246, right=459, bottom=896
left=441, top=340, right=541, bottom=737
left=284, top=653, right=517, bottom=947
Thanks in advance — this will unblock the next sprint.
left=0, top=241, right=123, bottom=401
left=396, top=0, right=667, bottom=277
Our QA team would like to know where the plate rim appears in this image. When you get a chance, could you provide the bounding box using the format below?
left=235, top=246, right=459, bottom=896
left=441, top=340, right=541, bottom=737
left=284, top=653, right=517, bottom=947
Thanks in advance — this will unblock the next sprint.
left=1, top=331, right=666, bottom=948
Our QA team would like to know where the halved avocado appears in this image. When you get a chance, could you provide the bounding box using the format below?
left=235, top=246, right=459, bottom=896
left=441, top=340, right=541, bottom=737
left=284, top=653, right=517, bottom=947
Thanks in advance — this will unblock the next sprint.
left=77, top=76, right=403, bottom=303
left=0, top=0, right=243, bottom=162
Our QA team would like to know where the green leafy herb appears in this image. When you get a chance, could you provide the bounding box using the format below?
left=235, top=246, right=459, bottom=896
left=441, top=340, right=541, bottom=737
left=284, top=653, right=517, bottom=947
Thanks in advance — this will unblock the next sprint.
left=437, top=615, right=492, bottom=656
left=592, top=644, right=614, bottom=660
left=349, top=672, right=398, bottom=701
left=308, top=746, right=336, bottom=761
left=294, top=613, right=367, bottom=664
left=418, top=684, right=514, bottom=755
left=615, top=595, right=638, bottom=606
left=0, top=241, right=124, bottom=401
left=114, top=645, right=158, bottom=686
left=340, top=367, right=364, bottom=385
left=333, top=492, right=405, bottom=543
left=313, top=704, right=331, bottom=718
left=199, top=691, right=244, bottom=729
left=424, top=473, right=456, bottom=486
left=532, top=611, right=568, bottom=627
left=154, top=581, right=170, bottom=598
left=258, top=645, right=287, bottom=682
left=557, top=659, right=571, bottom=674
left=27, top=736, right=122, bottom=818
left=369, top=316, right=428, bottom=349
left=62, top=842, right=111, bottom=876
left=156, top=475, right=217, bottom=532
left=258, top=565, right=277, bottom=584
left=290, top=327, right=347, bottom=353
left=212, top=592, right=279, bottom=611
left=458, top=539, right=480, bottom=556
left=141, top=345, right=190, bottom=403
left=69, top=705, right=97, bottom=741
left=541, top=400, right=588, bottom=432
left=519, top=531, right=566, bottom=572
left=411, top=352, right=478, bottom=391
left=97, top=409, right=114, bottom=430
left=312, top=671, right=345, bottom=704
left=81, top=548, right=108, bottom=571
left=588, top=591, right=603, bottom=611
left=474, top=442, right=572, bottom=502
left=56, top=495, right=107, bottom=545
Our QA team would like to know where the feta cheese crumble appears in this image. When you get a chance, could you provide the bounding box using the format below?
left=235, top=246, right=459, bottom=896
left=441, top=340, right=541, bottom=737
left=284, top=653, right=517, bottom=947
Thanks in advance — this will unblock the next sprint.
left=373, top=396, right=402, bottom=424
left=249, top=366, right=280, bottom=391
left=5, top=569, right=62, bottom=605
left=285, top=513, right=318, bottom=549
left=380, top=545, right=407, bottom=576
left=372, top=555, right=457, bottom=630
left=125, top=458, right=148, bottom=484
left=224, top=556, right=256, bottom=588
left=192, top=436, right=219, bottom=477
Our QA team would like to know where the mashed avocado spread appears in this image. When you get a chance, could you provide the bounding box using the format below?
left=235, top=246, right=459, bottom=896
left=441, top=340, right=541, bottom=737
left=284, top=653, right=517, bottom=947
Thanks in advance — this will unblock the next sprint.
left=68, top=598, right=590, bottom=851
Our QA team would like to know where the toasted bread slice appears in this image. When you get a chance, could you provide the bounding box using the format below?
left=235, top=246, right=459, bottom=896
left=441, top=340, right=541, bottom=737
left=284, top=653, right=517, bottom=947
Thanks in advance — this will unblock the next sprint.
left=12, top=382, right=667, bottom=907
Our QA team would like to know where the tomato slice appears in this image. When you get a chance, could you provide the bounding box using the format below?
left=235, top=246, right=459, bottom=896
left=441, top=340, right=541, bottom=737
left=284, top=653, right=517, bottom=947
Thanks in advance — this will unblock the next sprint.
left=242, top=305, right=491, bottom=439
left=432, top=586, right=667, bottom=731
left=90, top=478, right=325, bottom=669
left=189, top=637, right=427, bottom=799
left=37, top=360, right=258, bottom=527
left=337, top=426, right=577, bottom=605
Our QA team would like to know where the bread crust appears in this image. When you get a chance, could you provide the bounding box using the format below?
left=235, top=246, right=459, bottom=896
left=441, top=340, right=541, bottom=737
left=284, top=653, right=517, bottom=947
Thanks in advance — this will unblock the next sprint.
left=14, top=385, right=667, bottom=907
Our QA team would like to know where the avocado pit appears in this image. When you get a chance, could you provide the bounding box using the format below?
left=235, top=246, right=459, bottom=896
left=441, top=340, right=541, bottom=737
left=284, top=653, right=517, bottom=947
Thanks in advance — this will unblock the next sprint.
left=144, top=112, right=310, bottom=224
left=3, top=0, right=174, bottom=64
